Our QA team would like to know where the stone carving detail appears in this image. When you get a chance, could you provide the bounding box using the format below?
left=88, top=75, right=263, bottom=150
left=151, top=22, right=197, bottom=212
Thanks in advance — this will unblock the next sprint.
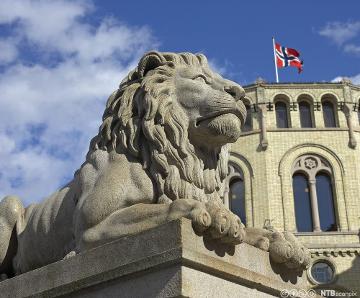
left=304, top=157, right=317, bottom=170
left=0, top=51, right=309, bottom=278
left=293, top=154, right=332, bottom=179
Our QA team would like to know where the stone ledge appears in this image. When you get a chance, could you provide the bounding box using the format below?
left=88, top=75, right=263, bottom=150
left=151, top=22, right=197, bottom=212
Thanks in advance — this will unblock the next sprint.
left=0, top=219, right=312, bottom=298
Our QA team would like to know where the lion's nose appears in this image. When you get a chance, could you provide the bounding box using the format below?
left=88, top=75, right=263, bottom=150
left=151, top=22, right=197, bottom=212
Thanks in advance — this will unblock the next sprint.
left=224, top=85, right=245, bottom=101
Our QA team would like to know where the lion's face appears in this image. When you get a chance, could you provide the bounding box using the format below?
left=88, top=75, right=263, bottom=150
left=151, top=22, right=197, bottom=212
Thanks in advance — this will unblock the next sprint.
left=94, top=52, right=246, bottom=203
left=173, top=65, right=246, bottom=148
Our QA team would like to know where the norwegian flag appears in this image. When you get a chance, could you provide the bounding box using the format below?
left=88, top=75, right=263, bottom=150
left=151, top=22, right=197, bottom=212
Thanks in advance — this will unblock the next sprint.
left=275, top=42, right=303, bottom=73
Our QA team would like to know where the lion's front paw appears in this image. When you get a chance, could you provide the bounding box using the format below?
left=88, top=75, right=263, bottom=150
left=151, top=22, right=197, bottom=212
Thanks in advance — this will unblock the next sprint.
left=204, top=203, right=245, bottom=245
left=282, top=232, right=311, bottom=269
left=190, top=207, right=212, bottom=233
left=268, top=231, right=310, bottom=270
left=268, top=232, right=293, bottom=263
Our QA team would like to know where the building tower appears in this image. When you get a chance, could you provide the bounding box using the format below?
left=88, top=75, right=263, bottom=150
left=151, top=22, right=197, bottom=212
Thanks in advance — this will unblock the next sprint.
left=226, top=78, right=360, bottom=293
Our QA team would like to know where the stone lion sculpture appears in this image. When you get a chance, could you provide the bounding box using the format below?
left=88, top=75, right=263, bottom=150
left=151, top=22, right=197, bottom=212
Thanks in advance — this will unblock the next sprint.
left=0, top=51, right=310, bottom=277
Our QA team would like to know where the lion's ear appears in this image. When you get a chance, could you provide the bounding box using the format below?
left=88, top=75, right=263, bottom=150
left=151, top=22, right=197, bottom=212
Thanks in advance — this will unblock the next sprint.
left=138, top=51, right=165, bottom=78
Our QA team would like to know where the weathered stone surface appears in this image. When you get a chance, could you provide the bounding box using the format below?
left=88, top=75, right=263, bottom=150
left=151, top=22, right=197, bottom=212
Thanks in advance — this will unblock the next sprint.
left=0, top=51, right=310, bottom=278
left=0, top=219, right=312, bottom=298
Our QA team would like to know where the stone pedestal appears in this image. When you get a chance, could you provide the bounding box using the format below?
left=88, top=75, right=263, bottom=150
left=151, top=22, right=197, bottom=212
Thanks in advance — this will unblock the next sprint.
left=0, top=219, right=310, bottom=298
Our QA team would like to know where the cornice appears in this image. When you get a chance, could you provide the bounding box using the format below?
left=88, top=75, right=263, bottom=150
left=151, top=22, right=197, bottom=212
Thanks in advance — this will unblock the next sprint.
left=243, top=82, right=360, bottom=92
left=309, top=247, right=360, bottom=257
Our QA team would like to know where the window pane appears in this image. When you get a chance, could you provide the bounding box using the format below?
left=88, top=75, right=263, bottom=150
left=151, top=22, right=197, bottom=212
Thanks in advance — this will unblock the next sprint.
left=316, top=173, right=337, bottom=231
left=275, top=101, right=289, bottom=128
left=311, top=262, right=334, bottom=284
left=242, top=105, right=252, bottom=132
left=299, top=101, right=313, bottom=128
left=322, top=101, right=336, bottom=127
left=229, top=178, right=246, bottom=224
left=293, top=174, right=313, bottom=232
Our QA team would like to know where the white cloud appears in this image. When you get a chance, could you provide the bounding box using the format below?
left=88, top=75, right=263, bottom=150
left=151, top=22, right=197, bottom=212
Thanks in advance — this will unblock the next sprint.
left=320, top=21, right=360, bottom=85
left=344, top=44, right=360, bottom=55
left=332, top=74, right=360, bottom=85
left=318, top=21, right=360, bottom=45
left=0, top=0, right=157, bottom=205
left=350, top=75, right=360, bottom=84
left=208, top=59, right=227, bottom=76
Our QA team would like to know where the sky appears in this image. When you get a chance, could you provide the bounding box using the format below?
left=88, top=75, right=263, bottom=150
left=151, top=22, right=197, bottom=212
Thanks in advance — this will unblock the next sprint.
left=0, top=0, right=359, bottom=205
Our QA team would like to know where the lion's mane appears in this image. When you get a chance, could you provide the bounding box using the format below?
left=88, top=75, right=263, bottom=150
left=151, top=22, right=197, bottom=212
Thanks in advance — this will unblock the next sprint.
left=89, top=52, right=229, bottom=204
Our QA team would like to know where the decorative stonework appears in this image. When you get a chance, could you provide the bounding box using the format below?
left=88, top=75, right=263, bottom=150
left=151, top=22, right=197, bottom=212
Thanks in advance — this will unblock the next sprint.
left=292, top=154, right=332, bottom=179
left=304, top=157, right=317, bottom=170
left=0, top=52, right=310, bottom=281
left=310, top=250, right=360, bottom=257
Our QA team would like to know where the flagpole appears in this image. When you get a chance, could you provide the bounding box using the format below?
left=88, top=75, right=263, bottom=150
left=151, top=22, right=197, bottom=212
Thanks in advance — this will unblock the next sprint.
left=272, top=37, right=279, bottom=83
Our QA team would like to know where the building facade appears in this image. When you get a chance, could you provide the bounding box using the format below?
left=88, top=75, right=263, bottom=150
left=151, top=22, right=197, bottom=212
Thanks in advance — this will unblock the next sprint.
left=225, top=79, right=360, bottom=294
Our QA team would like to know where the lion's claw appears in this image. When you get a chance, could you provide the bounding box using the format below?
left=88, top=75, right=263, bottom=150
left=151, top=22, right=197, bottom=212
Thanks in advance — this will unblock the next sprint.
left=243, top=227, right=310, bottom=270
left=190, top=202, right=245, bottom=245
left=208, top=208, right=231, bottom=239
left=268, top=231, right=310, bottom=270
left=191, top=208, right=212, bottom=233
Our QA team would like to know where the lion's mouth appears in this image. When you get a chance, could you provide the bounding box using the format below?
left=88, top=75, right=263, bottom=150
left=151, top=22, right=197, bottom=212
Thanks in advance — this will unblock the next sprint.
left=195, top=109, right=244, bottom=127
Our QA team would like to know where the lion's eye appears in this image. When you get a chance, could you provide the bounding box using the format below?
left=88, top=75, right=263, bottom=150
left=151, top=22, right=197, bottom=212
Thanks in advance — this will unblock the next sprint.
left=192, top=75, right=208, bottom=84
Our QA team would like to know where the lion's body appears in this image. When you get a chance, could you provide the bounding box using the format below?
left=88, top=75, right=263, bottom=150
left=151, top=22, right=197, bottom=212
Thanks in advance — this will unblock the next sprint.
left=11, top=149, right=155, bottom=273
left=14, top=185, right=75, bottom=273
left=0, top=52, right=309, bottom=277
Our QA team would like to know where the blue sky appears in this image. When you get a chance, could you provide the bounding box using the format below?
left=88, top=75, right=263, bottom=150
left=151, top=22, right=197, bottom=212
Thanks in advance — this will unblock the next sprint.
left=0, top=0, right=359, bottom=204
left=95, top=0, right=360, bottom=84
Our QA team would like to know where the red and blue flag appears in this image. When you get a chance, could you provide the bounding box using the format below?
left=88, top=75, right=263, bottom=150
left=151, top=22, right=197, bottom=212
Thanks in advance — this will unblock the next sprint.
left=275, top=43, right=303, bottom=73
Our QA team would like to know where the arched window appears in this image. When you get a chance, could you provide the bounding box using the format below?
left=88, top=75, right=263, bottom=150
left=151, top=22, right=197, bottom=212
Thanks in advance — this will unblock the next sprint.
left=293, top=173, right=313, bottom=232
left=299, top=101, right=313, bottom=128
left=242, top=104, right=252, bottom=132
left=322, top=100, right=337, bottom=127
left=292, top=155, right=338, bottom=232
left=224, top=164, right=246, bottom=225
left=229, top=178, right=246, bottom=224
left=316, top=173, right=337, bottom=231
left=275, top=101, right=289, bottom=128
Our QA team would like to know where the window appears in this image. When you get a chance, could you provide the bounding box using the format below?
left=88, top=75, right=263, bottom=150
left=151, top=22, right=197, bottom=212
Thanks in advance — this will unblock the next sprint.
left=292, top=155, right=338, bottom=232
left=316, top=173, right=337, bottom=231
left=293, top=173, right=313, bottom=232
left=242, top=104, right=252, bottom=132
left=299, top=101, right=313, bottom=128
left=310, top=261, right=335, bottom=284
left=229, top=178, right=246, bottom=224
left=224, top=164, right=246, bottom=225
left=322, top=100, right=337, bottom=127
left=275, top=101, right=289, bottom=128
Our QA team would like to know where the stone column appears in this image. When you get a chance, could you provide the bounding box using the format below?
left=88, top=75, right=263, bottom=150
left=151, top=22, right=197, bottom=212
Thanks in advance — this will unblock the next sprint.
left=258, top=104, right=268, bottom=149
left=309, top=179, right=321, bottom=232
left=343, top=103, right=357, bottom=148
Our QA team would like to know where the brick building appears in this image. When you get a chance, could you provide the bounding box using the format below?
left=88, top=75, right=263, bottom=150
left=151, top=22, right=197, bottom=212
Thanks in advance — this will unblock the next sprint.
left=225, top=78, right=360, bottom=293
